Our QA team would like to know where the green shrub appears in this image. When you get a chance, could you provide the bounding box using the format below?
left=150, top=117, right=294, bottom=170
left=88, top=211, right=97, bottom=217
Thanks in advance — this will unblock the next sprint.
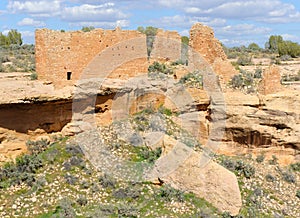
left=254, top=68, right=263, bottom=79
left=136, top=147, right=162, bottom=163
left=236, top=54, right=252, bottom=66
left=179, top=71, right=203, bottom=88
left=230, top=74, right=243, bottom=88
left=98, top=174, right=116, bottom=188
left=0, top=55, right=10, bottom=63
left=268, top=155, right=278, bottom=165
left=26, top=139, right=50, bottom=155
left=113, top=186, right=140, bottom=199
left=265, top=174, right=276, bottom=182
left=30, top=72, right=38, bottom=80
left=158, top=184, right=185, bottom=202
left=158, top=105, right=172, bottom=116
left=290, top=162, right=300, bottom=172
left=0, top=154, right=43, bottom=188
left=148, top=61, right=173, bottom=75
left=55, top=198, right=76, bottom=218
left=282, top=171, right=296, bottom=183
left=77, top=195, right=88, bottom=206
left=280, top=54, right=292, bottom=61
left=171, top=59, right=185, bottom=66
left=81, top=26, right=95, bottom=32
left=296, top=190, right=300, bottom=199
left=281, top=74, right=300, bottom=82
left=220, top=157, right=255, bottom=178
left=256, top=154, right=265, bottom=163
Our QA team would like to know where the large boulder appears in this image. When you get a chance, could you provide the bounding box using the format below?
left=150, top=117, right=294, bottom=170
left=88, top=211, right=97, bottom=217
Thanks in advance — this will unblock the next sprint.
left=147, top=135, right=242, bottom=215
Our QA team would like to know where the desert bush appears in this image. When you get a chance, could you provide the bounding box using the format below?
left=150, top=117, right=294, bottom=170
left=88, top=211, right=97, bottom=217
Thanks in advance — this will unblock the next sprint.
left=281, top=74, right=300, bottom=82
left=220, top=157, right=255, bottom=178
left=179, top=71, right=203, bottom=88
left=254, top=68, right=263, bottom=79
left=65, top=144, right=83, bottom=155
left=0, top=55, right=10, bottom=63
left=158, top=184, right=185, bottom=202
left=30, top=72, right=38, bottom=80
left=265, top=174, right=276, bottom=182
left=268, top=155, right=278, bottom=165
left=230, top=68, right=257, bottom=93
left=248, top=43, right=261, bottom=51
left=230, top=74, right=244, bottom=88
left=256, top=154, right=265, bottom=163
left=113, top=186, right=140, bottom=199
left=158, top=105, right=173, bottom=116
left=80, top=180, right=90, bottom=189
left=296, top=190, right=300, bottom=199
left=0, top=154, right=43, bottom=188
left=98, top=173, right=116, bottom=188
left=289, top=162, right=300, bottom=172
left=278, top=40, right=300, bottom=58
left=136, top=146, right=162, bottom=163
left=64, top=174, right=78, bottom=185
left=281, top=171, right=296, bottom=183
left=148, top=61, right=173, bottom=75
left=171, top=59, right=185, bottom=66
left=280, top=54, right=292, bottom=61
left=54, top=198, right=76, bottom=218
left=77, top=195, right=88, bottom=206
left=236, top=160, right=255, bottom=178
left=26, top=139, right=49, bottom=155
left=81, top=26, right=95, bottom=32
left=236, top=54, right=252, bottom=66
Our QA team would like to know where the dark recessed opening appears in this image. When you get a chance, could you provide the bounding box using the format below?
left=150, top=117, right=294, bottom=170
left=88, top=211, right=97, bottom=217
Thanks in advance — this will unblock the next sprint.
left=67, top=72, right=72, bottom=80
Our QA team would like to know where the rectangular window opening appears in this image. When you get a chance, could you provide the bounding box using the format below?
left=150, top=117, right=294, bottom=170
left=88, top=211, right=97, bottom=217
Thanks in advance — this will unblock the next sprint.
left=67, top=72, right=72, bottom=80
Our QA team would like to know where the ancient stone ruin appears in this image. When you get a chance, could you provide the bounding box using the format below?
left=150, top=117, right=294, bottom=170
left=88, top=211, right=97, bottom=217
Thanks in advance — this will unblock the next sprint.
left=258, top=65, right=282, bottom=95
left=35, top=23, right=237, bottom=86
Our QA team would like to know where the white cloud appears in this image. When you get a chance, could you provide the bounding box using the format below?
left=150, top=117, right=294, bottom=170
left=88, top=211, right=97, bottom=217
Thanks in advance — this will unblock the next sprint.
left=7, top=1, right=130, bottom=28
left=281, top=34, right=300, bottom=42
left=20, top=30, right=35, bottom=37
left=69, top=20, right=130, bottom=28
left=17, top=17, right=46, bottom=27
left=158, top=0, right=300, bottom=23
left=61, top=3, right=128, bottom=22
left=220, top=38, right=253, bottom=47
left=8, top=0, right=61, bottom=17
left=149, top=15, right=226, bottom=29
left=217, top=24, right=271, bottom=36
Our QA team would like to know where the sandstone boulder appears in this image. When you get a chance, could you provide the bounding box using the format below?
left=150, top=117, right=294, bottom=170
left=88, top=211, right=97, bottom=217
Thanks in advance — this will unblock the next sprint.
left=147, top=135, right=242, bottom=215
left=165, top=151, right=242, bottom=215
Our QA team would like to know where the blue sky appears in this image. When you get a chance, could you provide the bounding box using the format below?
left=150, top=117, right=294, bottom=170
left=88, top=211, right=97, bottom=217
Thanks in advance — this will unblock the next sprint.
left=0, top=0, right=300, bottom=47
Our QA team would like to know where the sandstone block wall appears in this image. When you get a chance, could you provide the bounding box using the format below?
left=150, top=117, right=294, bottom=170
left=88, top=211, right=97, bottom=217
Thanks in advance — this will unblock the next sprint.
left=259, top=65, right=282, bottom=95
left=189, top=23, right=237, bottom=83
left=35, top=28, right=147, bottom=86
left=151, top=29, right=181, bottom=61
left=35, top=23, right=235, bottom=86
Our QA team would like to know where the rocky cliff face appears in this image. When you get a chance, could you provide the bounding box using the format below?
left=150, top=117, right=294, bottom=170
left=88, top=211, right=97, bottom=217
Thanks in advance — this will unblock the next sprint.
left=221, top=90, right=300, bottom=164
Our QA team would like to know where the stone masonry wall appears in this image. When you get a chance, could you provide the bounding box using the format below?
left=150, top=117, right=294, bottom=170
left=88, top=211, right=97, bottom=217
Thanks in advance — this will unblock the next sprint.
left=258, top=65, right=282, bottom=95
left=189, top=23, right=237, bottom=83
left=151, top=29, right=181, bottom=61
left=36, top=23, right=236, bottom=86
left=35, top=28, right=146, bottom=86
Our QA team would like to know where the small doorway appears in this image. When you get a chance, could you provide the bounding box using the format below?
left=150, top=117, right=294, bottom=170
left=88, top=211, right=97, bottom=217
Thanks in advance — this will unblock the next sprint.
left=67, top=72, right=72, bottom=80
